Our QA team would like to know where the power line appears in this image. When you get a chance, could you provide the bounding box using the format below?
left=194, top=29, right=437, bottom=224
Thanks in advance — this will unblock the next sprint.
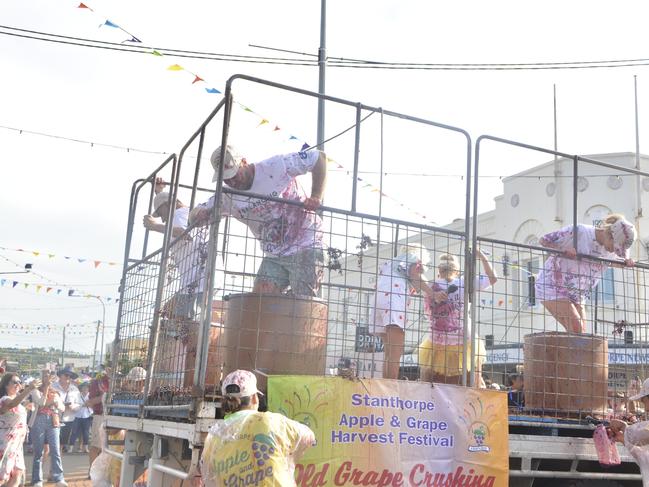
left=3, top=25, right=649, bottom=71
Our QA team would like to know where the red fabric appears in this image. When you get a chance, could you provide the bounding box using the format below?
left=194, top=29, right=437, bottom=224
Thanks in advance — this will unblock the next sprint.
left=89, top=376, right=109, bottom=415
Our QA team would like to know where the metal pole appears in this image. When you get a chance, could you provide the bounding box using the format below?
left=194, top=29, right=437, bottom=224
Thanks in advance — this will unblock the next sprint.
left=553, top=83, right=563, bottom=224
left=61, top=326, right=66, bottom=367
left=92, top=320, right=100, bottom=371
left=316, top=0, right=326, bottom=148
left=99, top=300, right=106, bottom=367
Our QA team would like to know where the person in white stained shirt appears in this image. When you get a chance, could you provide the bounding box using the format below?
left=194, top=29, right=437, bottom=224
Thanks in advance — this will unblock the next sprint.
left=143, top=178, right=209, bottom=389
left=51, top=368, right=81, bottom=453
left=190, top=146, right=327, bottom=297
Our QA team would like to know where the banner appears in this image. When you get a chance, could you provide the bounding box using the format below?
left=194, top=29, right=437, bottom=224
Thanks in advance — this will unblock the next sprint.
left=268, top=376, right=508, bottom=487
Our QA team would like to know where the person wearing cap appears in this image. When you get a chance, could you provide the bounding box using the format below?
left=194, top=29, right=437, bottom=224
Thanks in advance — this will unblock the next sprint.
left=199, top=370, right=315, bottom=486
left=372, top=243, right=438, bottom=380
left=124, top=366, right=147, bottom=393
left=190, top=145, right=327, bottom=297
left=535, top=214, right=636, bottom=333
left=51, top=367, right=82, bottom=453
left=143, top=177, right=208, bottom=389
left=418, top=249, right=497, bottom=385
left=608, top=378, right=649, bottom=485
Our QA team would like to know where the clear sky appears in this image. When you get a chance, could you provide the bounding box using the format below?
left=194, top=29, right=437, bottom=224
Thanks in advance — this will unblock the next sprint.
left=1, top=0, right=648, bottom=353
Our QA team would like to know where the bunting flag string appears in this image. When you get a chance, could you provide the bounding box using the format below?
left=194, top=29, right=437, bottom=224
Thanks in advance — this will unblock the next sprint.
left=72, top=3, right=432, bottom=222
left=0, top=278, right=118, bottom=303
left=0, top=246, right=120, bottom=268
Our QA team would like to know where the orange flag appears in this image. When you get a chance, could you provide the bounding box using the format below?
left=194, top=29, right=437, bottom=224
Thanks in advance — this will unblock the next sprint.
left=78, top=2, right=89, bottom=8
left=94, top=261, right=101, bottom=268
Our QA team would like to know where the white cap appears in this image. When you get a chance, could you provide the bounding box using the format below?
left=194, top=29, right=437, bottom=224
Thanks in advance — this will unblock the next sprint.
left=153, top=192, right=183, bottom=217
left=629, top=378, right=649, bottom=401
left=222, top=369, right=263, bottom=397
left=211, top=145, right=243, bottom=182
left=126, top=366, right=147, bottom=381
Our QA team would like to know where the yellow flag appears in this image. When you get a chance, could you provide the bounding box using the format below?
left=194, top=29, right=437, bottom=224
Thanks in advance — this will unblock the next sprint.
left=167, top=64, right=184, bottom=71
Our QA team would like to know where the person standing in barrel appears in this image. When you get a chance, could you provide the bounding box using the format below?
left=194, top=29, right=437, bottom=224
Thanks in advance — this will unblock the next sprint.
left=190, top=145, right=327, bottom=297
left=535, top=214, right=636, bottom=333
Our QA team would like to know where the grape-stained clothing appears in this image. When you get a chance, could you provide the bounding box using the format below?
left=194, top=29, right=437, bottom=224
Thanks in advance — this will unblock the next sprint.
left=535, top=224, right=618, bottom=304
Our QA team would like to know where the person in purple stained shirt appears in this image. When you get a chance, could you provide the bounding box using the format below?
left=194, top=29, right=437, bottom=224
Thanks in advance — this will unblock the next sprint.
left=535, top=214, right=636, bottom=333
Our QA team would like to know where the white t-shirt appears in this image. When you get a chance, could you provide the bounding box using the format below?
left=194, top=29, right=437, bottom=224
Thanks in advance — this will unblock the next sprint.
left=199, top=151, right=323, bottom=257
left=52, top=382, right=82, bottom=423
left=75, top=392, right=93, bottom=419
left=168, top=206, right=207, bottom=294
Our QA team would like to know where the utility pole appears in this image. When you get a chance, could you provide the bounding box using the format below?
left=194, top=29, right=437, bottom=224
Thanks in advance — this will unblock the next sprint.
left=61, top=325, right=66, bottom=367
left=92, top=320, right=101, bottom=371
left=316, top=0, right=327, bottom=149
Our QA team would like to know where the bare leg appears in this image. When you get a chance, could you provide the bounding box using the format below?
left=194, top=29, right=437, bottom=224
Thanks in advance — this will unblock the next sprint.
left=5, top=470, right=23, bottom=487
left=89, top=446, right=101, bottom=469
left=381, top=325, right=404, bottom=380
left=541, top=299, right=584, bottom=333
left=432, top=373, right=462, bottom=385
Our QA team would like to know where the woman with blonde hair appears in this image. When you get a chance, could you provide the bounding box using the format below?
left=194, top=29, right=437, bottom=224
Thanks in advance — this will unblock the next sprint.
left=419, top=249, right=497, bottom=385
left=372, top=242, right=437, bottom=380
left=536, top=214, right=636, bottom=333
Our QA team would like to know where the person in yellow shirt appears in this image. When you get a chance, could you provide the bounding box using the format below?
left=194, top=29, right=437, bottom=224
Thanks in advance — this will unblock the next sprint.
left=200, top=370, right=315, bottom=487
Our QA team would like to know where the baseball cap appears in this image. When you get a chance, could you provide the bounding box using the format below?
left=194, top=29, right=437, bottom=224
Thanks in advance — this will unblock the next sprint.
left=211, top=145, right=243, bottom=182
left=152, top=192, right=184, bottom=217
left=629, top=378, right=649, bottom=401
left=222, top=369, right=263, bottom=397
left=126, top=366, right=147, bottom=381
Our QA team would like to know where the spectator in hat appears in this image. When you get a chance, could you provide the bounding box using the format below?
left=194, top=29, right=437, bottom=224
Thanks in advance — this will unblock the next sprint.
left=536, top=214, right=636, bottom=333
left=190, top=145, right=327, bottom=297
left=125, top=367, right=147, bottom=394
left=608, top=378, right=649, bottom=484
left=52, top=367, right=81, bottom=453
left=143, top=177, right=208, bottom=389
left=199, top=370, right=315, bottom=486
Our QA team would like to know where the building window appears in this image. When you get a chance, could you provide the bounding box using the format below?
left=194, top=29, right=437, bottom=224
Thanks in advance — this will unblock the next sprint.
left=514, top=257, right=540, bottom=308
left=592, top=267, right=615, bottom=304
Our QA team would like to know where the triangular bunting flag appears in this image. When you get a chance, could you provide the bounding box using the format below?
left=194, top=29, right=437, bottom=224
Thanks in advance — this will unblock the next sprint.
left=94, top=261, right=101, bottom=268
left=57, top=289, right=62, bottom=295
left=167, top=64, right=184, bottom=71
left=205, top=88, right=221, bottom=94
left=48, top=254, right=55, bottom=258
left=77, top=2, right=90, bottom=8
left=36, top=285, right=42, bottom=293
left=68, top=290, right=75, bottom=296
left=257, top=119, right=269, bottom=127
left=151, top=50, right=163, bottom=56
left=78, top=259, right=86, bottom=263
left=32, top=251, right=40, bottom=256
left=243, top=106, right=253, bottom=112
left=125, top=36, right=142, bottom=43
left=273, top=126, right=280, bottom=131
left=289, top=135, right=298, bottom=140
left=103, top=20, right=119, bottom=28
left=23, top=283, right=29, bottom=289
left=192, top=75, right=204, bottom=84
left=46, top=287, right=52, bottom=293
left=0, top=279, right=4, bottom=286
left=12, top=281, right=17, bottom=288
left=301, top=143, right=309, bottom=151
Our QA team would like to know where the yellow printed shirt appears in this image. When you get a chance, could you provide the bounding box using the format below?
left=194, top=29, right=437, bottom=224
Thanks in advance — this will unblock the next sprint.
left=201, top=409, right=315, bottom=487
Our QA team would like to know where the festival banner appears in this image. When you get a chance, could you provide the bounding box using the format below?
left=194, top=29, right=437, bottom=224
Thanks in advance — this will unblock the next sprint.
left=268, top=376, right=508, bottom=487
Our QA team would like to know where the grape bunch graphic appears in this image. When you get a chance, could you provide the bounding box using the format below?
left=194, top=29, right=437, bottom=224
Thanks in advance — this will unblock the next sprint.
left=252, top=434, right=276, bottom=467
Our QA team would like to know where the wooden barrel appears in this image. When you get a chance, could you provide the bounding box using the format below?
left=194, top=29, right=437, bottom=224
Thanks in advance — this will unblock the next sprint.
left=222, top=293, right=328, bottom=390
left=524, top=332, right=608, bottom=414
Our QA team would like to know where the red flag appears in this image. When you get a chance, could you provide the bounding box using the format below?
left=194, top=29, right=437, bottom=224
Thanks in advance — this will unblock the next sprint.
left=94, top=260, right=101, bottom=268
left=273, top=126, right=280, bottom=131
left=192, top=75, right=204, bottom=84
left=78, top=2, right=89, bottom=8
